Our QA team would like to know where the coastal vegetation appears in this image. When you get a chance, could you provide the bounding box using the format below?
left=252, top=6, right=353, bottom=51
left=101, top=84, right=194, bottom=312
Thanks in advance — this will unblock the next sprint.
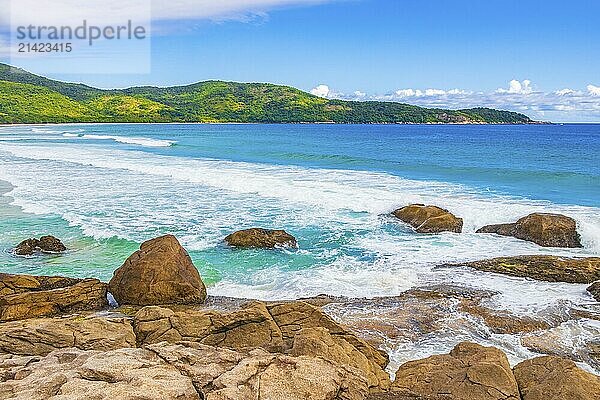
left=0, top=63, right=533, bottom=124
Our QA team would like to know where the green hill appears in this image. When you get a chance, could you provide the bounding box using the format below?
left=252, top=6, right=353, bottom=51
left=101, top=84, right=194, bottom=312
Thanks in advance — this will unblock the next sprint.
left=0, top=64, right=533, bottom=124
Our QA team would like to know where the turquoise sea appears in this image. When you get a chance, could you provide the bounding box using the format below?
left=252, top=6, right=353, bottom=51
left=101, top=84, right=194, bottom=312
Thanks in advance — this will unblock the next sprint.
left=0, top=123, right=599, bottom=371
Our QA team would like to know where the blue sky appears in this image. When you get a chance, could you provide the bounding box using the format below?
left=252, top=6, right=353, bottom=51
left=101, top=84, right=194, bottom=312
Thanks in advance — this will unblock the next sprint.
left=1, top=0, right=599, bottom=121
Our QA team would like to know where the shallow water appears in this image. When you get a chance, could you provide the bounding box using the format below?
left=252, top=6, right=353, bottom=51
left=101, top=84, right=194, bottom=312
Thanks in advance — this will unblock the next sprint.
left=0, top=123, right=598, bottom=373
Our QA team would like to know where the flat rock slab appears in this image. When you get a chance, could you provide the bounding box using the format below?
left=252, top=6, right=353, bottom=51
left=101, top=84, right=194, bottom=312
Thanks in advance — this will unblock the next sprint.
left=0, top=342, right=370, bottom=400
left=0, top=273, right=108, bottom=321
left=441, top=255, right=600, bottom=284
left=0, top=315, right=136, bottom=356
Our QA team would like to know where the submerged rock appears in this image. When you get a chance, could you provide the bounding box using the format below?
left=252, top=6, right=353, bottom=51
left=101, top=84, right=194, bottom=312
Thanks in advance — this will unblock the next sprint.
left=476, top=213, right=582, bottom=248
left=108, top=235, right=207, bottom=306
left=392, top=204, right=463, bottom=234
left=514, top=356, right=600, bottom=400
left=0, top=273, right=108, bottom=321
left=588, top=281, right=600, bottom=301
left=391, top=342, right=520, bottom=400
left=224, top=228, right=298, bottom=248
left=442, top=255, right=600, bottom=284
left=14, top=235, right=66, bottom=256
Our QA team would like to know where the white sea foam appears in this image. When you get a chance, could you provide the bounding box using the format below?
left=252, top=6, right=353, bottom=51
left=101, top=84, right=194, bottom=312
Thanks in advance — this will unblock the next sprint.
left=0, top=140, right=599, bottom=373
left=79, top=134, right=176, bottom=147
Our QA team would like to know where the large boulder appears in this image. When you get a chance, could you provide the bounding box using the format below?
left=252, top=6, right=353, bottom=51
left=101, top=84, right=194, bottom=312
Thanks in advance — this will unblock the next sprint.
left=477, top=213, right=582, bottom=248
left=513, top=356, right=600, bottom=400
left=0, top=316, right=136, bottom=356
left=108, top=235, right=206, bottom=306
left=224, top=228, right=298, bottom=248
left=392, top=204, right=463, bottom=234
left=133, top=300, right=390, bottom=392
left=0, top=273, right=108, bottom=321
left=391, top=342, right=520, bottom=400
left=442, top=255, right=600, bottom=284
left=587, top=281, right=600, bottom=301
left=14, top=235, right=66, bottom=256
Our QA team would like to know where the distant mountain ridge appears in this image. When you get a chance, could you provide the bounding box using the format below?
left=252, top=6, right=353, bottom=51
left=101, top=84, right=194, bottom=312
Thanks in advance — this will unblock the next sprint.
left=0, top=64, right=534, bottom=124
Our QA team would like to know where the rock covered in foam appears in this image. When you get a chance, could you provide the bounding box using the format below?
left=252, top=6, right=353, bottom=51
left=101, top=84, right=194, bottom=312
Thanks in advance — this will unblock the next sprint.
left=587, top=281, right=600, bottom=302
left=391, top=342, right=520, bottom=400
left=14, top=235, right=66, bottom=256
left=477, top=212, right=582, bottom=248
left=442, top=255, right=600, bottom=284
left=392, top=204, right=463, bottom=234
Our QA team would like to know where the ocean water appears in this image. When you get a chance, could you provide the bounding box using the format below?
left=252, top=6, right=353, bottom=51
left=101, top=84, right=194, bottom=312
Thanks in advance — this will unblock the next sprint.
left=0, top=123, right=599, bottom=372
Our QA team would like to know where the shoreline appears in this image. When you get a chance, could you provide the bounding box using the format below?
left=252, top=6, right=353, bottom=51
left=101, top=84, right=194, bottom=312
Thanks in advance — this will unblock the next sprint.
left=0, top=121, right=554, bottom=127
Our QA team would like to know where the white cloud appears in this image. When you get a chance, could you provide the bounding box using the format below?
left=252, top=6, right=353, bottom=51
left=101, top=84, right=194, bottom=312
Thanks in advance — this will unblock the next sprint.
left=321, top=79, right=600, bottom=122
left=0, top=0, right=331, bottom=28
left=555, top=88, right=577, bottom=96
left=588, top=84, right=600, bottom=96
left=496, top=79, right=533, bottom=94
left=310, top=84, right=331, bottom=98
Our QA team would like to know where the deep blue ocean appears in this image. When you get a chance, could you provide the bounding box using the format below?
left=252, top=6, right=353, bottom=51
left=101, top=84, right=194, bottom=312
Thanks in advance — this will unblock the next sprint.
left=0, top=123, right=598, bottom=371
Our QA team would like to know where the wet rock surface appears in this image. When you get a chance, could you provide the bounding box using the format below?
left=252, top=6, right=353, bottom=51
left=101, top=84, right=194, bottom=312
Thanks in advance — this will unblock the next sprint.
left=476, top=213, right=582, bottom=248
left=588, top=281, right=600, bottom=301
left=392, top=204, right=463, bottom=234
left=14, top=236, right=66, bottom=256
left=441, top=255, right=600, bottom=284
left=108, top=234, right=207, bottom=306
left=224, top=228, right=298, bottom=248
left=0, top=273, right=108, bottom=321
left=391, top=342, right=520, bottom=400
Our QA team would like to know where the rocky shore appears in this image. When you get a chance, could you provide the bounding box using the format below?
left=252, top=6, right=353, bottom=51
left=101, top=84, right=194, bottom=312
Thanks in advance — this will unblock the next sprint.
left=1, top=233, right=599, bottom=399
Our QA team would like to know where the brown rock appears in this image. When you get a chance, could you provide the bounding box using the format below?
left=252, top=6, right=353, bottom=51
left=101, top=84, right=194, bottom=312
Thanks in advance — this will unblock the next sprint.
left=476, top=213, right=582, bottom=248
left=224, top=228, right=297, bottom=248
left=513, top=356, right=600, bottom=400
left=0, top=316, right=136, bottom=356
left=0, top=342, right=370, bottom=400
left=13, top=239, right=38, bottom=256
left=148, top=342, right=370, bottom=400
left=521, top=329, right=600, bottom=371
left=290, top=327, right=390, bottom=390
left=135, top=301, right=284, bottom=352
left=588, top=281, right=600, bottom=301
left=0, top=273, right=108, bottom=321
left=391, top=342, right=520, bottom=400
left=443, top=255, right=600, bottom=284
left=14, top=236, right=66, bottom=256
left=392, top=204, right=463, bottom=234
left=108, top=235, right=207, bottom=306
left=0, top=347, right=200, bottom=400
left=134, top=300, right=390, bottom=392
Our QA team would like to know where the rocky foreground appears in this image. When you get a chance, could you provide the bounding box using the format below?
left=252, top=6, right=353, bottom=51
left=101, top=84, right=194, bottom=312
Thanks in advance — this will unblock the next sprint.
left=1, top=234, right=599, bottom=399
